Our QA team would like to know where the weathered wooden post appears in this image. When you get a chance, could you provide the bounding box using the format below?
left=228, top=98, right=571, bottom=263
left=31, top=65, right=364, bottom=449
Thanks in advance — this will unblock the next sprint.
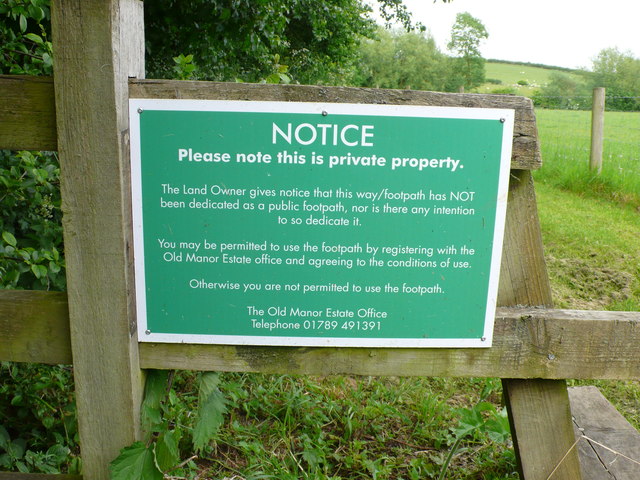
left=590, top=87, right=605, bottom=173
left=51, top=1, right=145, bottom=478
left=498, top=169, right=583, bottom=480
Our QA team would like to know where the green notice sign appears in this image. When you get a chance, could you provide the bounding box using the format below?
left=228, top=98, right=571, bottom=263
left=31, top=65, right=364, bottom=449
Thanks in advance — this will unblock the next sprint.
left=130, top=99, right=513, bottom=347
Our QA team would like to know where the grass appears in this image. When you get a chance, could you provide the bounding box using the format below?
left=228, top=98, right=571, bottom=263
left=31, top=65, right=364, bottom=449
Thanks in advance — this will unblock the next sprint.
left=535, top=109, right=640, bottom=433
left=534, top=109, right=640, bottom=208
left=190, top=375, right=517, bottom=480
left=536, top=182, right=640, bottom=311
left=534, top=109, right=640, bottom=312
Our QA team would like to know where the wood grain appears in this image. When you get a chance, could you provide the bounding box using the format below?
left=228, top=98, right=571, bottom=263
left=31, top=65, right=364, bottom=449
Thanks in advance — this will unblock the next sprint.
left=0, top=75, right=541, bottom=169
left=504, top=380, right=582, bottom=480
left=569, top=386, right=640, bottom=479
left=0, top=75, right=542, bottom=169
left=128, top=79, right=541, bottom=170
left=0, top=75, right=56, bottom=151
left=0, top=290, right=71, bottom=364
left=3, top=289, right=639, bottom=380
left=498, top=170, right=583, bottom=480
left=51, top=1, right=145, bottom=479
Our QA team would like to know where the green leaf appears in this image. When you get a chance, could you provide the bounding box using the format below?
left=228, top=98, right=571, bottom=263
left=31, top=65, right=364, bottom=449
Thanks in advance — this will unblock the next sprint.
left=2, top=231, right=17, bottom=247
left=0, top=426, right=10, bottom=450
left=19, top=14, right=27, bottom=33
left=192, top=372, right=227, bottom=453
left=155, top=430, right=180, bottom=472
left=265, top=73, right=280, bottom=84
left=8, top=438, right=26, bottom=460
left=109, top=442, right=162, bottom=480
left=278, top=73, right=291, bottom=84
left=27, top=5, right=45, bottom=22
left=485, top=408, right=511, bottom=443
left=30, top=264, right=47, bottom=279
left=453, top=408, right=483, bottom=438
left=141, top=370, right=169, bottom=436
left=24, top=33, right=43, bottom=44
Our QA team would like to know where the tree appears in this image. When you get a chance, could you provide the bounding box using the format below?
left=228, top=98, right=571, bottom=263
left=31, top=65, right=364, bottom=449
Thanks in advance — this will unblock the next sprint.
left=144, top=0, right=436, bottom=86
left=590, top=48, right=640, bottom=111
left=354, top=28, right=450, bottom=91
left=447, top=12, right=488, bottom=90
left=144, top=0, right=379, bottom=85
left=532, top=71, right=591, bottom=110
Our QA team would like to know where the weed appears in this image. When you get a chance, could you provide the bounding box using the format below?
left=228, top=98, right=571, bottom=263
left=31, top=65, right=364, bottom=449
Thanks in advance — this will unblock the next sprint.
left=0, top=362, right=79, bottom=474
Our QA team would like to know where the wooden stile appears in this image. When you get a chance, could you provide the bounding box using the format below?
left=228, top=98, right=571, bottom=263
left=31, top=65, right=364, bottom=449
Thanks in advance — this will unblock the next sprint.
left=0, top=290, right=71, bottom=364
left=4, top=8, right=637, bottom=478
left=0, top=75, right=540, bottom=170
left=569, top=386, right=640, bottom=479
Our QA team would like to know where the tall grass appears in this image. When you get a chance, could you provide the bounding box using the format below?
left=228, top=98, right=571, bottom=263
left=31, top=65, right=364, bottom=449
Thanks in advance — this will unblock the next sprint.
left=534, top=109, right=640, bottom=207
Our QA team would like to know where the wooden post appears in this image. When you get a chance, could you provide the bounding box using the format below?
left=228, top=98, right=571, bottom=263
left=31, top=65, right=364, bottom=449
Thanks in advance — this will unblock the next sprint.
left=590, top=87, right=605, bottom=174
left=499, top=171, right=583, bottom=479
left=51, top=1, right=145, bottom=479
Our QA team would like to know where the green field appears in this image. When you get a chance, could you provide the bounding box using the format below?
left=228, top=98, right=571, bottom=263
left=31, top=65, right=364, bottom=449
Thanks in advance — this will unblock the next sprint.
left=478, top=62, right=584, bottom=96
left=534, top=108, right=640, bottom=441
left=535, top=109, right=640, bottom=208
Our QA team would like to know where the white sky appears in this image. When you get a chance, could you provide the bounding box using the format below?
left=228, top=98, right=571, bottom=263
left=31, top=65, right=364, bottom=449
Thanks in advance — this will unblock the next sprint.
left=387, top=0, right=640, bottom=70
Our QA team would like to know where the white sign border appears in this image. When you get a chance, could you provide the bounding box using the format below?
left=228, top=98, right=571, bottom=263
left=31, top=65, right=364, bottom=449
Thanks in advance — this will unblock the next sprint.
left=129, top=99, right=514, bottom=348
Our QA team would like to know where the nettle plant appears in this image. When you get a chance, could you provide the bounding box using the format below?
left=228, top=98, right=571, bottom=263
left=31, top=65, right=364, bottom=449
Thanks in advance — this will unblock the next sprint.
left=109, top=371, right=227, bottom=480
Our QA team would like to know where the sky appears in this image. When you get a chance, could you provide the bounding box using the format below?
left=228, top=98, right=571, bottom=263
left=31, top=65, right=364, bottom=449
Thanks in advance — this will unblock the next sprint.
left=389, top=0, right=640, bottom=70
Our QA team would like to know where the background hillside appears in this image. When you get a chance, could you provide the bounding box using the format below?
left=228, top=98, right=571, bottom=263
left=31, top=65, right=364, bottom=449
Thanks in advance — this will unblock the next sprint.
left=478, top=61, right=585, bottom=97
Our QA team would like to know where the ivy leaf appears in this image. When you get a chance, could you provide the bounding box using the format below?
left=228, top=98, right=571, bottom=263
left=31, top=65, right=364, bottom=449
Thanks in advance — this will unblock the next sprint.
left=192, top=372, right=227, bottom=453
left=109, top=441, right=162, bottom=480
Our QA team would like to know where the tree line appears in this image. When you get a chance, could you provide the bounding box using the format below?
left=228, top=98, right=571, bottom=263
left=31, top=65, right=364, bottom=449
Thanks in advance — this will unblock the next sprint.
left=533, top=48, right=640, bottom=111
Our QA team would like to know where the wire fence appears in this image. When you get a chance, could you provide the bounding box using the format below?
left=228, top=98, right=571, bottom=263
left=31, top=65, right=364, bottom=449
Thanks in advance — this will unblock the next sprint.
left=532, top=95, right=640, bottom=112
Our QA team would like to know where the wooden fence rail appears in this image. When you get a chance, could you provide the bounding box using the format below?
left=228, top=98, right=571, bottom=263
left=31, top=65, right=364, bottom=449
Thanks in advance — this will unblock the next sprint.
left=0, top=75, right=541, bottom=169
left=2, top=290, right=639, bottom=380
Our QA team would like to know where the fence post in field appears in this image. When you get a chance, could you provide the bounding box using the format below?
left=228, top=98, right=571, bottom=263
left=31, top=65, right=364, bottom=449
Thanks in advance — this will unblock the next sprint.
left=51, top=1, right=145, bottom=478
left=590, top=87, right=605, bottom=174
